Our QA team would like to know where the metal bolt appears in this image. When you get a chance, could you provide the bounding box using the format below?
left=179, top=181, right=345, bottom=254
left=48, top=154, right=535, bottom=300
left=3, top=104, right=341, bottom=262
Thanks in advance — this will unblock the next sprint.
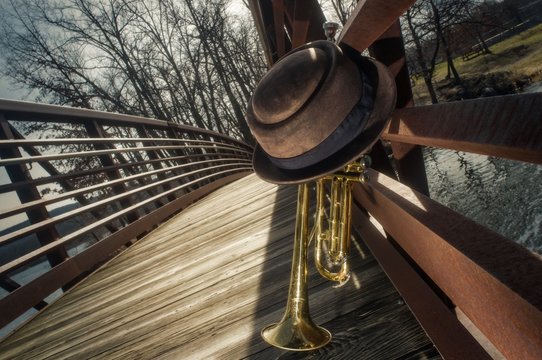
left=323, top=21, right=340, bottom=42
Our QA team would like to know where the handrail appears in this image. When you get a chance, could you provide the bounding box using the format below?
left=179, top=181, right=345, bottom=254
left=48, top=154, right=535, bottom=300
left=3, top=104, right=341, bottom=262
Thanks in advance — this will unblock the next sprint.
left=0, top=163, right=251, bottom=248
left=0, top=99, right=253, bottom=330
left=353, top=169, right=542, bottom=359
left=0, top=152, right=240, bottom=193
left=383, top=93, right=542, bottom=164
left=0, top=99, right=248, bottom=147
left=0, top=145, right=251, bottom=166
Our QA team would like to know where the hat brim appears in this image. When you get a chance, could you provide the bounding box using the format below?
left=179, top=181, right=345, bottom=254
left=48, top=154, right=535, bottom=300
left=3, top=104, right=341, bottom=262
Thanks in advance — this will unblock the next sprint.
left=252, top=55, right=396, bottom=184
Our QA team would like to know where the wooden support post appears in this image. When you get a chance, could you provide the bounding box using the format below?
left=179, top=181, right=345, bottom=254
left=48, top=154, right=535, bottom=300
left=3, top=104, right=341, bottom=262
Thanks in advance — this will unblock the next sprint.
left=272, top=0, right=287, bottom=59
left=136, top=125, right=174, bottom=204
left=354, top=170, right=542, bottom=360
left=83, top=120, right=139, bottom=226
left=369, top=21, right=429, bottom=196
left=0, top=115, right=68, bottom=267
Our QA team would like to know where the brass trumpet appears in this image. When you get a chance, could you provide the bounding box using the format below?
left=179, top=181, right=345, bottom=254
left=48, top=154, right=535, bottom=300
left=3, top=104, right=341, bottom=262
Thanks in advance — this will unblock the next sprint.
left=261, top=157, right=370, bottom=351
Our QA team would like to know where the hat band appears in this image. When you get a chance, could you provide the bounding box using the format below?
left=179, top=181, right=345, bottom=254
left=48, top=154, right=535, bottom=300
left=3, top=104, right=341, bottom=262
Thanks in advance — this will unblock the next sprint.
left=267, top=67, right=374, bottom=170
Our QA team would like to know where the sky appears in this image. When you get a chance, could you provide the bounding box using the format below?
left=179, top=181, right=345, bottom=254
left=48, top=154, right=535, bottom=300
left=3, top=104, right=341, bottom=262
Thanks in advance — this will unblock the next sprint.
left=0, top=78, right=22, bottom=100
left=0, top=76, right=35, bottom=101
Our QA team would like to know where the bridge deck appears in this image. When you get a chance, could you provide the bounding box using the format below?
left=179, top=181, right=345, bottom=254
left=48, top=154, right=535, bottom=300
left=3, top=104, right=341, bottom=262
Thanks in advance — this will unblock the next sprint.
left=0, top=174, right=439, bottom=359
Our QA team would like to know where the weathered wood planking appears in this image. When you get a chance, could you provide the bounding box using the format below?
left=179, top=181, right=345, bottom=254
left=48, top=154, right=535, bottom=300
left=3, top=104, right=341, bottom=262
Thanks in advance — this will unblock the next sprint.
left=0, top=174, right=438, bottom=359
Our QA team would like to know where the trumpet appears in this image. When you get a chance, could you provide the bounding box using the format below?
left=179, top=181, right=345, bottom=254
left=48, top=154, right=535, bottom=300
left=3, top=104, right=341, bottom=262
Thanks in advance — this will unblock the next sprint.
left=261, top=157, right=370, bottom=351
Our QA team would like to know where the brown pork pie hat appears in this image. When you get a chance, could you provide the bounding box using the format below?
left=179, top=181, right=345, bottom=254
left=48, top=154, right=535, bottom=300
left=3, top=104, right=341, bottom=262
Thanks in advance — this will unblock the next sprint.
left=246, top=40, right=397, bottom=184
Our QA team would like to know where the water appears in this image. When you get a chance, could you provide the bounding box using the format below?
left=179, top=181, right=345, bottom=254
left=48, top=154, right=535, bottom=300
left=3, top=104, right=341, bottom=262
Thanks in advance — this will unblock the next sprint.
left=423, top=84, right=542, bottom=254
left=423, top=149, right=542, bottom=254
left=523, top=82, right=542, bottom=93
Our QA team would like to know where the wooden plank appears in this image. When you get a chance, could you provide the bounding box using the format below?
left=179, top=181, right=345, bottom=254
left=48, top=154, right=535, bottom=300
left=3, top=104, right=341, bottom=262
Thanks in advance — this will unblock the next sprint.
left=383, top=93, right=542, bottom=165
left=351, top=207, right=490, bottom=359
left=337, top=0, right=415, bottom=53
left=0, top=174, right=437, bottom=359
left=353, top=169, right=542, bottom=360
left=0, top=172, right=250, bottom=329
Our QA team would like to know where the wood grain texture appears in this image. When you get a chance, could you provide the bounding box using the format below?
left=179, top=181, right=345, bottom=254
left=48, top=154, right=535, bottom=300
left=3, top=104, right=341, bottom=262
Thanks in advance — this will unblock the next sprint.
left=337, top=0, right=416, bottom=53
left=354, top=169, right=542, bottom=360
left=351, top=207, right=490, bottom=359
left=383, top=93, right=542, bottom=164
left=0, top=174, right=438, bottom=359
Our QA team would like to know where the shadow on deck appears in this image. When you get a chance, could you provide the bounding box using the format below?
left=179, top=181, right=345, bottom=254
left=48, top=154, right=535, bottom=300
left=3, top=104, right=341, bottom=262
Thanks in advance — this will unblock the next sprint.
left=0, top=174, right=438, bottom=359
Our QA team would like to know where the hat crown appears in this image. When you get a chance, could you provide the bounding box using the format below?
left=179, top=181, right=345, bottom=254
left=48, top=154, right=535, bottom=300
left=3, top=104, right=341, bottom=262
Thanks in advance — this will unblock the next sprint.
left=252, top=47, right=327, bottom=125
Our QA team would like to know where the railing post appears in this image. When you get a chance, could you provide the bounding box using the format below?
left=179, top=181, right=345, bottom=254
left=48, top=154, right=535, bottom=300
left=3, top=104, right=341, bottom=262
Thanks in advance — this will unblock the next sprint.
left=136, top=125, right=175, bottom=205
left=7, top=123, right=119, bottom=234
left=368, top=20, right=429, bottom=195
left=83, top=120, right=139, bottom=226
left=0, top=115, right=68, bottom=266
left=166, top=124, right=196, bottom=192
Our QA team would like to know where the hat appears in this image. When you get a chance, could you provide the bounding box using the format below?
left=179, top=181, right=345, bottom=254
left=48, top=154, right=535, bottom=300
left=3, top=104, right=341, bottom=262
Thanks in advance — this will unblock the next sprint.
left=246, top=40, right=396, bottom=184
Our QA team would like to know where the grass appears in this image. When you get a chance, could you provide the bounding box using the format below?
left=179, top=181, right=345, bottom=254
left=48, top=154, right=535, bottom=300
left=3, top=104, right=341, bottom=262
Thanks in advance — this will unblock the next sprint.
left=411, top=23, right=542, bottom=103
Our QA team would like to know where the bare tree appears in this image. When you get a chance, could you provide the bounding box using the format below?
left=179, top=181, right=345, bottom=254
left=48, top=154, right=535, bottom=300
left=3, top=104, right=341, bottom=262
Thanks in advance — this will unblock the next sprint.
left=0, top=0, right=266, bottom=143
left=404, top=3, right=440, bottom=103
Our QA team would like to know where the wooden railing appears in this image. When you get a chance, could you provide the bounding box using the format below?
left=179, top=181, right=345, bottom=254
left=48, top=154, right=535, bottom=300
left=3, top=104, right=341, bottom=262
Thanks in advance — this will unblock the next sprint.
left=0, top=99, right=253, bottom=331
left=353, top=92, right=542, bottom=360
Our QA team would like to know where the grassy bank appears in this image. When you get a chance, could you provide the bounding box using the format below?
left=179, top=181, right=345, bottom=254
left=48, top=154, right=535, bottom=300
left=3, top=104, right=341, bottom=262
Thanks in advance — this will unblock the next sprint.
left=411, top=23, right=542, bottom=104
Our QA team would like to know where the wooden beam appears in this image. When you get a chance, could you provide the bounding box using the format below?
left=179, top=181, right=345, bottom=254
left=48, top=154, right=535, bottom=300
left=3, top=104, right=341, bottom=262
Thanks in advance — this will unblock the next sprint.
left=353, top=169, right=542, bottom=360
left=284, top=0, right=325, bottom=48
left=272, top=0, right=287, bottom=58
left=248, top=0, right=326, bottom=66
left=351, top=207, right=491, bottom=359
left=247, top=0, right=275, bottom=67
left=369, top=20, right=429, bottom=195
left=383, top=93, right=542, bottom=164
left=337, top=0, right=415, bottom=53
left=288, top=1, right=311, bottom=48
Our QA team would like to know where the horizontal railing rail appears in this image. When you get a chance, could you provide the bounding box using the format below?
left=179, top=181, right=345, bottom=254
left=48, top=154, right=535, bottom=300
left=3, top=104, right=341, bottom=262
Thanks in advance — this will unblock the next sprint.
left=0, top=99, right=253, bottom=331
left=353, top=169, right=542, bottom=360
left=383, top=93, right=542, bottom=165
left=368, top=92, right=542, bottom=359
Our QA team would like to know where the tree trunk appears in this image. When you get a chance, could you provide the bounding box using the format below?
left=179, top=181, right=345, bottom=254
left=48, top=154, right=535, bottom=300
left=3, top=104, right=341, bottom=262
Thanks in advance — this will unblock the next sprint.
left=406, top=9, right=439, bottom=103
left=430, top=0, right=461, bottom=85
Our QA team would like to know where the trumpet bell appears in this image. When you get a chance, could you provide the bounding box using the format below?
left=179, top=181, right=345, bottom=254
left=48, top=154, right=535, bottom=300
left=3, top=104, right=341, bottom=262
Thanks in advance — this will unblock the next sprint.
left=261, top=312, right=331, bottom=351
left=261, top=183, right=332, bottom=351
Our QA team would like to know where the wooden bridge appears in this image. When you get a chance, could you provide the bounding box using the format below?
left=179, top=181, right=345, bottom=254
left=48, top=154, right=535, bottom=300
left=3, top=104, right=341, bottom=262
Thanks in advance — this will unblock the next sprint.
left=1, top=0, right=542, bottom=359
left=0, top=174, right=442, bottom=359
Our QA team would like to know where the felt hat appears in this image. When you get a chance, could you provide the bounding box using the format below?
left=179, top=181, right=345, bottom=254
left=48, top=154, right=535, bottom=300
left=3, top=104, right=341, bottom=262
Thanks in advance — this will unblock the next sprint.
left=246, top=40, right=396, bottom=184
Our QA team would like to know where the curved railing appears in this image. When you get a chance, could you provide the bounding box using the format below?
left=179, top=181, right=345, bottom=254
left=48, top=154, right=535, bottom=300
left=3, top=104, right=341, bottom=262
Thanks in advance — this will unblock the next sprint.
left=0, top=99, right=253, bottom=330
